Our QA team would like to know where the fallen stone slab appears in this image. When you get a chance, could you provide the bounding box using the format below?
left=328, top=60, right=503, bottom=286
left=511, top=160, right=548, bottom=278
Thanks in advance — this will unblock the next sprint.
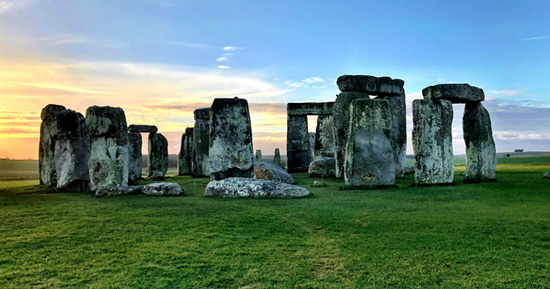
left=128, top=124, right=158, bottom=133
left=205, top=177, right=310, bottom=198
left=336, top=75, right=405, bottom=96
left=422, top=83, right=484, bottom=103
left=95, top=183, right=185, bottom=197
left=542, top=171, right=550, bottom=179
left=254, top=161, right=295, bottom=184
left=308, top=157, right=335, bottom=178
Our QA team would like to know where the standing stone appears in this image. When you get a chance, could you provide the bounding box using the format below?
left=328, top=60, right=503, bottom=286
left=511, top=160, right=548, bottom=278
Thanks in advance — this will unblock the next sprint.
left=192, top=108, right=210, bottom=177
left=39, top=104, right=66, bottom=186
left=376, top=94, right=407, bottom=178
left=308, top=132, right=316, bottom=163
left=463, top=102, right=496, bottom=182
left=148, top=133, right=168, bottom=180
left=178, top=127, right=194, bottom=176
left=314, top=115, right=335, bottom=159
left=344, top=98, right=395, bottom=187
left=274, top=148, right=282, bottom=167
left=412, top=99, right=454, bottom=185
left=85, top=106, right=129, bottom=192
left=209, top=97, right=254, bottom=181
left=54, top=110, right=90, bottom=190
left=255, top=150, right=262, bottom=162
left=128, top=132, right=142, bottom=185
left=287, top=115, right=309, bottom=172
left=333, top=92, right=370, bottom=178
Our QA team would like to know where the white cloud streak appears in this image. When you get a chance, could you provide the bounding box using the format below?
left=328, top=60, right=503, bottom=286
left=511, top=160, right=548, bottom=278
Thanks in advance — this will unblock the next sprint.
left=521, top=35, right=550, bottom=41
left=223, top=46, right=245, bottom=51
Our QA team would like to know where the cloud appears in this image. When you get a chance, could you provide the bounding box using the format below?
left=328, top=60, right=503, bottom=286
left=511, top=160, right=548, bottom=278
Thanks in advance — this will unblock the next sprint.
left=0, top=1, right=15, bottom=13
left=521, top=35, right=550, bottom=41
left=223, top=46, right=245, bottom=51
left=218, top=65, right=230, bottom=69
left=490, top=90, right=525, bottom=97
left=0, top=0, right=31, bottom=14
left=145, top=40, right=210, bottom=49
left=302, top=77, right=324, bottom=84
left=437, top=78, right=445, bottom=82
left=216, top=57, right=227, bottom=62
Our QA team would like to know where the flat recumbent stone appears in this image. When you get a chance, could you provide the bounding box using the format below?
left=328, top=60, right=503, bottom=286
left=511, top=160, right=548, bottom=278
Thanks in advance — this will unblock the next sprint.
left=422, top=83, right=485, bottom=103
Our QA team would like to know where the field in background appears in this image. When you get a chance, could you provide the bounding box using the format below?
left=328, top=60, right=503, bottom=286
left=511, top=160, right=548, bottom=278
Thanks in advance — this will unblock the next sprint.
left=0, top=156, right=549, bottom=288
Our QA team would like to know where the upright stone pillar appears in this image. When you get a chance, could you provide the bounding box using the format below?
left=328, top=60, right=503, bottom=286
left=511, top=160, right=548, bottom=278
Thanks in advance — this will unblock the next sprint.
left=148, top=133, right=168, bottom=180
left=85, top=106, right=129, bottom=192
left=344, top=99, right=395, bottom=186
left=255, top=150, right=262, bottom=162
left=333, top=92, right=369, bottom=178
left=209, top=97, right=254, bottom=181
left=314, top=115, right=335, bottom=159
left=376, top=93, right=407, bottom=178
left=274, top=148, right=282, bottom=168
left=178, top=127, right=194, bottom=176
left=54, top=110, right=90, bottom=190
left=463, top=102, right=496, bottom=182
left=192, top=108, right=210, bottom=177
left=39, top=104, right=66, bottom=186
left=412, top=99, right=454, bottom=185
left=308, top=132, right=315, bottom=163
left=287, top=115, right=309, bottom=172
left=128, top=132, right=142, bottom=185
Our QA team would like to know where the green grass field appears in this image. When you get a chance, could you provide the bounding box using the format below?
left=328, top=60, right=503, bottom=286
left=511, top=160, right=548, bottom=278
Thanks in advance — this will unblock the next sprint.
left=1, top=156, right=549, bottom=288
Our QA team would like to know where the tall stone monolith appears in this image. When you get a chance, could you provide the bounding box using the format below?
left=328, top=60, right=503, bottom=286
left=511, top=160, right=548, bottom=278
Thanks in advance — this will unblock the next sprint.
left=148, top=133, right=168, bottom=180
left=412, top=99, right=454, bottom=185
left=314, top=115, right=335, bottom=159
left=54, top=109, right=90, bottom=190
left=178, top=127, right=194, bottom=176
left=192, top=108, right=210, bottom=177
left=85, top=106, right=129, bottom=192
left=209, top=97, right=254, bottom=181
left=128, top=132, right=142, bottom=185
left=274, top=148, right=282, bottom=167
left=39, top=104, right=66, bottom=186
left=344, top=98, right=395, bottom=187
left=255, top=150, right=262, bottom=162
left=463, top=102, right=496, bottom=182
left=287, top=115, right=309, bottom=172
left=376, top=93, right=407, bottom=178
left=333, top=92, right=370, bottom=178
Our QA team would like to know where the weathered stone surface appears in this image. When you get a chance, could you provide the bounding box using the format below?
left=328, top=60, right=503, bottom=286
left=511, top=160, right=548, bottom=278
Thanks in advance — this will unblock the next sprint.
left=254, top=161, right=295, bottom=184
left=333, top=92, right=370, bottom=178
left=209, top=98, right=254, bottom=181
left=148, top=133, right=168, bottom=180
left=177, top=127, right=194, bottom=176
left=95, top=183, right=184, bottom=197
left=287, top=102, right=334, bottom=116
left=312, top=180, right=324, bottom=187
left=422, top=84, right=485, bottom=103
left=463, top=102, right=496, bottom=182
left=54, top=109, right=90, bottom=190
left=128, top=124, right=158, bottom=133
left=542, top=171, right=550, bottom=179
left=309, top=132, right=316, bottom=163
left=142, top=183, right=185, bottom=196
left=192, top=108, right=210, bottom=177
left=344, top=99, right=395, bottom=187
left=85, top=106, right=129, bottom=192
left=336, top=75, right=404, bottom=96
left=314, top=115, right=335, bottom=159
left=128, top=132, right=142, bottom=185
left=412, top=99, right=454, bottom=185
left=205, top=177, right=310, bottom=198
left=255, top=150, right=262, bottom=162
left=403, top=165, right=415, bottom=175
left=376, top=94, right=407, bottom=178
left=287, top=115, right=309, bottom=172
left=308, top=157, right=335, bottom=178
left=274, top=148, right=282, bottom=167
left=39, top=104, right=66, bottom=186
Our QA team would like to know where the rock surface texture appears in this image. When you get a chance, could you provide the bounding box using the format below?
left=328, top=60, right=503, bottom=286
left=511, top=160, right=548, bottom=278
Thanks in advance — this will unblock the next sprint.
left=209, top=98, right=254, bottom=181
left=96, top=183, right=184, bottom=197
left=85, top=106, right=129, bottom=192
left=205, top=177, right=310, bottom=198
left=333, top=92, right=370, bottom=178
left=178, top=127, right=194, bottom=176
left=128, top=132, right=142, bottom=185
left=254, top=161, right=295, bottom=184
left=376, top=93, right=407, bottom=178
left=287, top=115, right=309, bottom=172
left=39, top=104, right=66, bottom=186
left=412, top=99, right=454, bottom=185
left=422, top=84, right=484, bottom=103
left=192, top=108, right=211, bottom=177
left=308, top=157, right=336, bottom=178
left=314, top=115, right=335, bottom=159
left=148, top=133, right=168, bottom=180
left=463, top=102, right=496, bottom=182
left=128, top=124, right=158, bottom=133
left=54, top=109, right=90, bottom=190
left=336, top=75, right=405, bottom=96
left=274, top=148, right=282, bottom=167
left=255, top=150, right=262, bottom=162
left=344, top=99, right=395, bottom=187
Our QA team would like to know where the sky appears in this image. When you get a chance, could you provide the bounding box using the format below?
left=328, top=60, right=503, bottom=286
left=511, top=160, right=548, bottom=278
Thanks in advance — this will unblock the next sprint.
left=0, top=0, right=549, bottom=159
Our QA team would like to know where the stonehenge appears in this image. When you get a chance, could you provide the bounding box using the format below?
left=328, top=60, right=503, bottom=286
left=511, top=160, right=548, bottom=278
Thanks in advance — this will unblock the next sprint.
left=147, top=133, right=168, bottom=180
left=205, top=177, right=310, bottom=198
left=255, top=150, right=262, bottom=162
left=39, top=104, right=67, bottom=186
left=192, top=108, right=211, bottom=177
left=209, top=97, right=254, bottom=181
left=127, top=132, right=142, bottom=185
left=178, top=127, right=194, bottom=176
left=273, top=148, right=282, bottom=167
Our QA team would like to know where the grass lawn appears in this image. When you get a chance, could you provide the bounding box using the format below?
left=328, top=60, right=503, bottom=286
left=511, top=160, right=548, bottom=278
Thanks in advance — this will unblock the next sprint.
left=0, top=157, right=549, bottom=288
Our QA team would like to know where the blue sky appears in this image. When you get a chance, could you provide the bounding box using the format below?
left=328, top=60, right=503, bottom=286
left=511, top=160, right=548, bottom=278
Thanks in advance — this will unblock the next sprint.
left=0, top=0, right=549, bottom=158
